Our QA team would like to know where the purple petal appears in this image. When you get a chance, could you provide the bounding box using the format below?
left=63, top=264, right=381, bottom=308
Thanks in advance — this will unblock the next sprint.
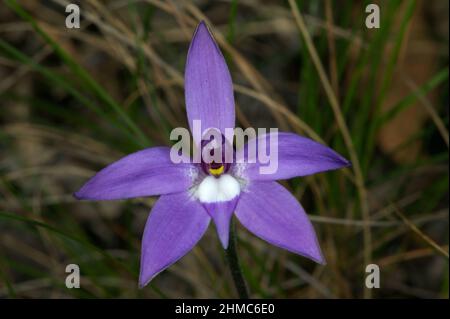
left=139, top=191, right=210, bottom=287
left=75, top=147, right=197, bottom=200
left=235, top=181, right=325, bottom=264
left=235, top=132, right=350, bottom=181
left=203, top=198, right=238, bottom=249
left=185, top=21, right=235, bottom=141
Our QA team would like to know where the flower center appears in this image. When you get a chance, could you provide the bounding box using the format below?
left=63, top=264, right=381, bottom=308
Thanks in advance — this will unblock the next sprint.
left=199, top=130, right=233, bottom=177
left=201, top=151, right=231, bottom=177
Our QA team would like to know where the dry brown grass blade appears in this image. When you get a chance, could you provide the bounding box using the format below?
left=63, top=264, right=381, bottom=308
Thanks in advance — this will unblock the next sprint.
left=234, top=84, right=322, bottom=141
left=392, top=204, right=449, bottom=258
left=378, top=245, right=449, bottom=267
left=310, top=210, right=448, bottom=227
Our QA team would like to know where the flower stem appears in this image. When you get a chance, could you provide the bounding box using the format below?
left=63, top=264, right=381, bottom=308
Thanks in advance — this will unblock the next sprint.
left=225, top=219, right=249, bottom=299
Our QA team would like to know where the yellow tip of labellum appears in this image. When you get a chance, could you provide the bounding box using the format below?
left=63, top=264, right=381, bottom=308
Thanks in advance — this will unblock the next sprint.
left=209, top=165, right=224, bottom=176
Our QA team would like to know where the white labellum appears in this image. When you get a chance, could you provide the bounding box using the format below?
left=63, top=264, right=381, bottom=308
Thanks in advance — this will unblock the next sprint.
left=196, top=174, right=240, bottom=203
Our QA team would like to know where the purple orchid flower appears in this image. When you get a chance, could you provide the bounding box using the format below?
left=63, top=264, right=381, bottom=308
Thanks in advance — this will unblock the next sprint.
left=75, top=21, right=350, bottom=288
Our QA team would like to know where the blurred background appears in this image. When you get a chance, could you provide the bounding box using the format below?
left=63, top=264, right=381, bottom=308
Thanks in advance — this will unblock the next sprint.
left=0, top=0, right=448, bottom=298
